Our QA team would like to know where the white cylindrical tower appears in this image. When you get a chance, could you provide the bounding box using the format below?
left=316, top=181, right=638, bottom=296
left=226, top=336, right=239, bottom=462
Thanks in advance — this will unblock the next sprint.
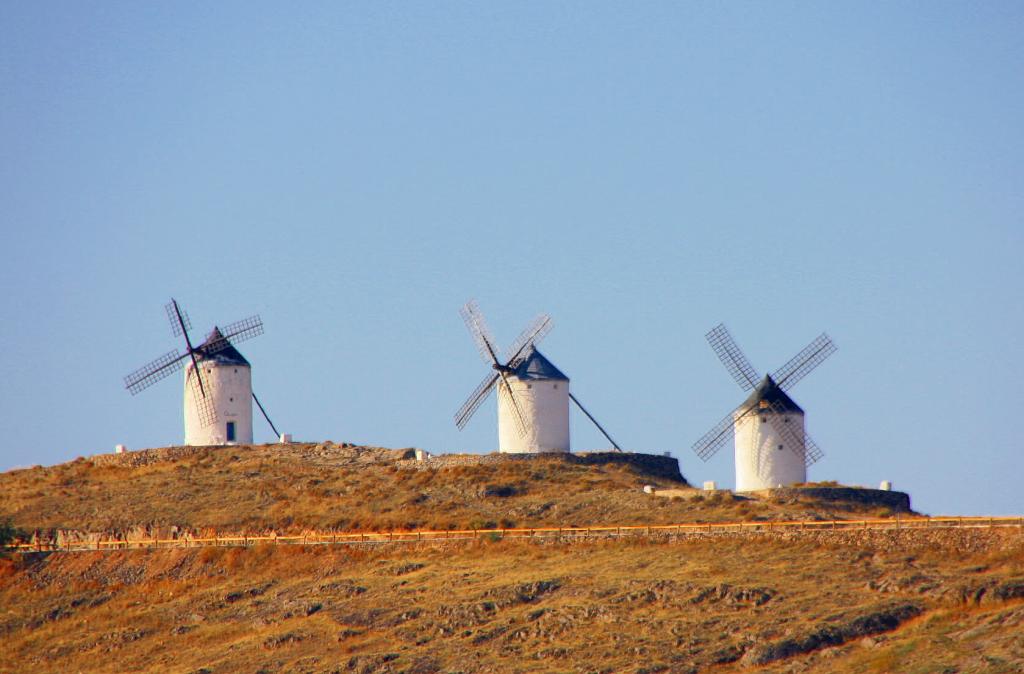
left=183, top=328, right=254, bottom=446
left=497, top=348, right=570, bottom=453
left=733, top=376, right=807, bottom=491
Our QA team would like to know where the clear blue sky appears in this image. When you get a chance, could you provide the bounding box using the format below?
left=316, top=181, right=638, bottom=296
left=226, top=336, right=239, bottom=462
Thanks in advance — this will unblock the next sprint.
left=2, top=2, right=1021, bottom=516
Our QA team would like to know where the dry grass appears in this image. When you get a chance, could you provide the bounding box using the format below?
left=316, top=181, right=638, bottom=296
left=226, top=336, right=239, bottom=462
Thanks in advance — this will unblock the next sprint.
left=1, top=534, right=1022, bottom=673
left=0, top=444, right=1020, bottom=672
left=0, top=444, right=902, bottom=536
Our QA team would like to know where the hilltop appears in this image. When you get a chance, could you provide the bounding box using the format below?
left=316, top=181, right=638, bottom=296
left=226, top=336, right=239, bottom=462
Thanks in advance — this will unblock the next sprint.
left=1, top=442, right=909, bottom=538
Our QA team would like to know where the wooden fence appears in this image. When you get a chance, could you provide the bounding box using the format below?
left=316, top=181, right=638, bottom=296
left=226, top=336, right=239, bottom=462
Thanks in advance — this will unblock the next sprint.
left=6, top=516, right=1023, bottom=554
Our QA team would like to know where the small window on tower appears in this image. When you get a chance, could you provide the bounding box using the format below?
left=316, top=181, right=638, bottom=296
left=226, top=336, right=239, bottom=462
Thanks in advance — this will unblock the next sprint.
left=226, top=422, right=236, bottom=442
left=778, top=444, right=784, bottom=450
left=553, top=384, right=558, bottom=389
left=760, top=417, right=766, bottom=423
left=784, top=417, right=790, bottom=423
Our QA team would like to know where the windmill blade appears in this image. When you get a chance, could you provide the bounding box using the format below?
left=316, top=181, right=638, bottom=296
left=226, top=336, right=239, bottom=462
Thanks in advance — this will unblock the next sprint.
left=569, top=392, right=621, bottom=451
left=706, top=323, right=760, bottom=391
left=505, top=314, right=553, bottom=367
left=187, top=367, right=218, bottom=427
left=199, top=315, right=264, bottom=359
left=455, top=371, right=500, bottom=430
left=124, top=350, right=188, bottom=395
left=220, top=315, right=263, bottom=343
left=772, top=333, right=836, bottom=391
left=460, top=300, right=502, bottom=365
left=497, top=373, right=528, bottom=437
left=165, top=300, right=191, bottom=337
left=763, top=398, right=825, bottom=467
left=802, top=433, right=825, bottom=466
left=692, top=401, right=756, bottom=461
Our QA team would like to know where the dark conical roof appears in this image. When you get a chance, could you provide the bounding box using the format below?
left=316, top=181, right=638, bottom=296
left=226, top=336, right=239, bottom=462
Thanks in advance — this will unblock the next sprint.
left=195, top=327, right=250, bottom=366
left=512, top=347, right=569, bottom=381
left=742, top=375, right=803, bottom=414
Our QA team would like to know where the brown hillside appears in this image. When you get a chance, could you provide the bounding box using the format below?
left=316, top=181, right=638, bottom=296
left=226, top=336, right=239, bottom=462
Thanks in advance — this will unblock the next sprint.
left=0, top=443, right=908, bottom=536
left=1, top=530, right=1022, bottom=673
left=1, top=442, right=1021, bottom=672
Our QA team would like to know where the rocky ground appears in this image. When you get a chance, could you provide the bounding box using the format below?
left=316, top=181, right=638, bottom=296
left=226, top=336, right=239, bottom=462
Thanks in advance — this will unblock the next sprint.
left=1, top=530, right=1022, bottom=673
left=2, top=442, right=1014, bottom=673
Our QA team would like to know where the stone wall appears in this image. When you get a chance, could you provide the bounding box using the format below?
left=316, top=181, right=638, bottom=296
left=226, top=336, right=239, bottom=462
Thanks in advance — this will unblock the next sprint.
left=91, top=445, right=213, bottom=468
left=398, top=451, right=687, bottom=484
left=752, top=486, right=912, bottom=512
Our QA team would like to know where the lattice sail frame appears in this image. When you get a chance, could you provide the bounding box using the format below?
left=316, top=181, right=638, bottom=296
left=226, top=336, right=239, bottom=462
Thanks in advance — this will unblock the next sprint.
left=459, top=300, right=500, bottom=365
left=186, top=364, right=218, bottom=428
left=124, top=350, right=187, bottom=395
left=505, top=314, right=553, bottom=367
left=455, top=371, right=500, bottom=430
left=166, top=302, right=191, bottom=337
left=200, top=316, right=264, bottom=358
left=772, top=333, right=836, bottom=392
left=495, top=375, right=530, bottom=438
left=706, top=324, right=759, bottom=391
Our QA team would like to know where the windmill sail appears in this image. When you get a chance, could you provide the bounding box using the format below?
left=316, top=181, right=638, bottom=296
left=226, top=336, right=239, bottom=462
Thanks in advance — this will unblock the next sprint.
left=692, top=324, right=835, bottom=486
left=124, top=299, right=271, bottom=440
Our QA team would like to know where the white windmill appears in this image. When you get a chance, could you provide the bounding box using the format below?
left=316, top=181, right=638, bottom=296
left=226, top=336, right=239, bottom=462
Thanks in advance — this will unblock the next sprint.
left=691, top=324, right=836, bottom=491
left=124, top=299, right=280, bottom=446
left=455, top=300, right=621, bottom=454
